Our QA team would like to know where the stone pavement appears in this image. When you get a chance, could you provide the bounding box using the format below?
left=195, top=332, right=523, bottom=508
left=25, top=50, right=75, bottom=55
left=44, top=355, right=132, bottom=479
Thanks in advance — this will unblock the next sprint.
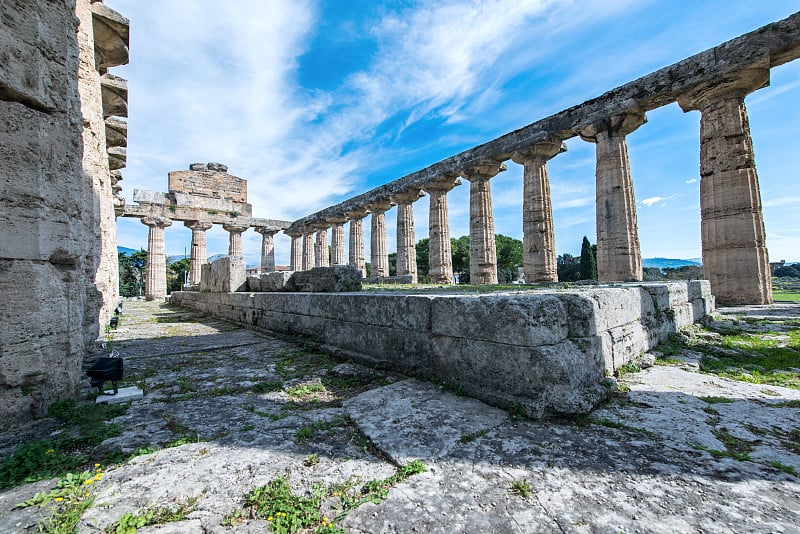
left=1, top=300, right=799, bottom=533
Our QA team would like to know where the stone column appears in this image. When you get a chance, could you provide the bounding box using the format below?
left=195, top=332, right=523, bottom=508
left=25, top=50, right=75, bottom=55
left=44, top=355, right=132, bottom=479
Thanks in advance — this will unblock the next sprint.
left=345, top=209, right=368, bottom=277
left=461, top=161, right=506, bottom=285
left=285, top=230, right=303, bottom=271
left=367, top=200, right=393, bottom=278
left=511, top=140, right=566, bottom=283
left=314, top=226, right=330, bottom=267
left=580, top=111, right=646, bottom=282
left=223, top=223, right=248, bottom=258
left=424, top=177, right=460, bottom=284
left=328, top=217, right=348, bottom=266
left=255, top=227, right=279, bottom=273
left=142, top=216, right=172, bottom=300
left=184, top=220, right=212, bottom=286
left=302, top=227, right=315, bottom=270
left=678, top=67, right=772, bottom=305
left=392, top=189, right=423, bottom=283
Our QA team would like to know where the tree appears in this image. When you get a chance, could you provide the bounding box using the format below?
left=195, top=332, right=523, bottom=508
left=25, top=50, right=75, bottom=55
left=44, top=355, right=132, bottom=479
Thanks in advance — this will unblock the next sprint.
left=451, top=236, right=470, bottom=283
left=167, top=257, right=190, bottom=294
left=775, top=265, right=800, bottom=278
left=557, top=253, right=580, bottom=282
left=415, top=238, right=429, bottom=278
left=118, top=250, right=146, bottom=297
left=579, top=236, right=597, bottom=280
left=388, top=252, right=397, bottom=276
left=643, top=267, right=665, bottom=281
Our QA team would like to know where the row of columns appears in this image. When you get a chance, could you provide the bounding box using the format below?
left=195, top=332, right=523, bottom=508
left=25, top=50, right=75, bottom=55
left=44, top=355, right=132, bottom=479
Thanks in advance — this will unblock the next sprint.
left=140, top=217, right=281, bottom=300
left=286, top=67, right=771, bottom=304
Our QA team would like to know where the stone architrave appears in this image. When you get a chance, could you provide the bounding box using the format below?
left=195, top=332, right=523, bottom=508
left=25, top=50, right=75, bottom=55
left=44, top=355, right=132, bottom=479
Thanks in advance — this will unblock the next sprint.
left=461, top=161, right=506, bottom=285
left=223, top=223, right=248, bottom=258
left=345, top=209, right=369, bottom=277
left=142, top=216, right=172, bottom=300
left=391, top=189, right=423, bottom=284
left=314, top=226, right=330, bottom=268
left=285, top=230, right=303, bottom=271
left=302, top=227, right=316, bottom=271
left=255, top=227, right=280, bottom=273
left=678, top=67, right=773, bottom=305
left=580, top=111, right=646, bottom=283
left=328, top=216, right=348, bottom=266
left=511, top=140, right=566, bottom=283
left=184, top=220, right=212, bottom=285
left=424, top=177, right=460, bottom=284
left=367, top=200, right=393, bottom=278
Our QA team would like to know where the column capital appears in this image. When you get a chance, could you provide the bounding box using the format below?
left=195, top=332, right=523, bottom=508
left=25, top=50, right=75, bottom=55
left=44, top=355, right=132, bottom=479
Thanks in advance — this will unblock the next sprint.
left=677, top=66, right=769, bottom=112
left=222, top=223, right=249, bottom=233
left=580, top=110, right=646, bottom=142
left=391, top=188, right=424, bottom=205
left=141, top=216, right=172, bottom=228
left=366, top=199, right=393, bottom=214
left=424, top=176, right=461, bottom=192
left=254, top=226, right=281, bottom=236
left=184, top=220, right=212, bottom=232
left=460, top=160, right=506, bottom=182
left=511, top=139, right=567, bottom=164
left=344, top=208, right=369, bottom=220
left=326, top=215, right=348, bottom=225
left=284, top=228, right=303, bottom=239
left=310, top=222, right=330, bottom=233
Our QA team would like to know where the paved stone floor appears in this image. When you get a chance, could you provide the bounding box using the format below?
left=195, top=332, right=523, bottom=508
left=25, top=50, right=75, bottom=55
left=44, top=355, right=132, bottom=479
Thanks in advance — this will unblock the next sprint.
left=1, top=299, right=799, bottom=533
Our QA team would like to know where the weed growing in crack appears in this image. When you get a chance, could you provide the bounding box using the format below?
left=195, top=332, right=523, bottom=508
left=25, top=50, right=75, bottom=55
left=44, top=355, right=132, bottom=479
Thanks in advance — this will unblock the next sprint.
left=509, top=479, right=533, bottom=498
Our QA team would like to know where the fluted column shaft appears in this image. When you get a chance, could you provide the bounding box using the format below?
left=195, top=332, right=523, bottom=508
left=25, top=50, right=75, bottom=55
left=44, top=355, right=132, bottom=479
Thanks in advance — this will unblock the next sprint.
left=255, top=227, right=279, bottom=273
left=462, top=162, right=505, bottom=285
left=185, top=221, right=212, bottom=286
left=286, top=231, right=303, bottom=271
left=678, top=67, right=772, bottom=305
left=392, top=190, right=422, bottom=283
left=302, top=229, right=315, bottom=271
left=425, top=178, right=459, bottom=284
left=368, top=201, right=392, bottom=278
left=581, top=112, right=645, bottom=282
left=315, top=227, right=329, bottom=267
left=329, top=220, right=347, bottom=265
left=512, top=141, right=566, bottom=283
left=142, top=216, right=172, bottom=300
left=223, top=224, right=248, bottom=258
left=347, top=211, right=367, bottom=277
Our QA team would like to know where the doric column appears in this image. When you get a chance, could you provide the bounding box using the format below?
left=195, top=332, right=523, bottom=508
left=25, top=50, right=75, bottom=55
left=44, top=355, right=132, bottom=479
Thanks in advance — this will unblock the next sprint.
left=328, top=216, right=348, bottom=266
left=285, top=229, right=303, bottom=271
left=142, top=216, right=172, bottom=300
left=580, top=111, right=646, bottom=282
left=511, top=140, right=566, bottom=283
left=184, top=220, right=212, bottom=286
left=424, top=177, right=460, bottom=284
left=367, top=200, right=393, bottom=278
left=461, top=161, right=506, bottom=285
left=345, top=209, right=368, bottom=277
left=678, top=67, right=772, bottom=305
left=302, top=227, right=315, bottom=270
left=223, top=223, right=248, bottom=258
left=255, top=227, right=279, bottom=273
left=314, top=225, right=330, bottom=267
left=391, top=189, right=423, bottom=283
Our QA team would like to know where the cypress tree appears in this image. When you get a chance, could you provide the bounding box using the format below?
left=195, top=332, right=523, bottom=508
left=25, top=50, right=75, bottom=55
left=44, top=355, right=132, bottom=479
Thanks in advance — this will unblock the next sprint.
left=579, top=236, right=597, bottom=280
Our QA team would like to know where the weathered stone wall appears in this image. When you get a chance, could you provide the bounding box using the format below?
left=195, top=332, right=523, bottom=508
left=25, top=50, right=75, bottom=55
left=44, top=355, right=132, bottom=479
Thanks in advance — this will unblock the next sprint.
left=171, top=282, right=714, bottom=418
left=199, top=256, right=247, bottom=293
left=0, top=0, right=91, bottom=423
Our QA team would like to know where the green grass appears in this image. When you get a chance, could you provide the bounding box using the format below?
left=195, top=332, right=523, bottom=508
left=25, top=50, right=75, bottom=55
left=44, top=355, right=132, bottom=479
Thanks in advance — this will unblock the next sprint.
left=773, top=291, right=800, bottom=302
left=699, top=331, right=800, bottom=388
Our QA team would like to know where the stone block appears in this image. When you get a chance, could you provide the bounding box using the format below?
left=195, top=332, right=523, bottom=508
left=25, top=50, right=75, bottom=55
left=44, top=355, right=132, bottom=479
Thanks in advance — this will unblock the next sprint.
left=363, top=275, right=414, bottom=285
left=285, top=266, right=362, bottom=292
left=260, top=271, right=292, bottom=292
left=246, top=275, right=261, bottom=292
left=199, top=256, right=246, bottom=293
left=95, top=386, right=143, bottom=404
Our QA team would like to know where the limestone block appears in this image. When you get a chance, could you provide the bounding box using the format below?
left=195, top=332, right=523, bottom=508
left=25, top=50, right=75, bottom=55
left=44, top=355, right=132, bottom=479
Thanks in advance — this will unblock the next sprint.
left=260, top=271, right=292, bottom=292
left=688, top=280, right=712, bottom=301
left=199, top=256, right=246, bottom=293
left=430, top=294, right=569, bottom=346
left=285, top=266, right=363, bottom=293
left=246, top=275, right=261, bottom=292
left=363, top=275, right=414, bottom=285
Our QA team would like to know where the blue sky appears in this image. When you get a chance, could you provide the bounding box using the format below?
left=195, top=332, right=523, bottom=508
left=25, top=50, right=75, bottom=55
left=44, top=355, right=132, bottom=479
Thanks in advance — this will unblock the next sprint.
left=110, top=0, right=800, bottom=267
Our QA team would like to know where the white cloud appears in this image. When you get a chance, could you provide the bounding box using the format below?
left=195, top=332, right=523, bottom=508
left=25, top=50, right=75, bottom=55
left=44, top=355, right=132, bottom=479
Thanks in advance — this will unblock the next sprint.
left=640, top=195, right=678, bottom=208
left=763, top=196, right=800, bottom=208
left=685, top=178, right=698, bottom=184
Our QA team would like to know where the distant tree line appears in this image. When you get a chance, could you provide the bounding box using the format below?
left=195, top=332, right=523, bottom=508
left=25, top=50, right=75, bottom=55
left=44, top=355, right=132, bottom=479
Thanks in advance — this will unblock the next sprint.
left=118, top=251, right=189, bottom=297
left=774, top=264, right=800, bottom=278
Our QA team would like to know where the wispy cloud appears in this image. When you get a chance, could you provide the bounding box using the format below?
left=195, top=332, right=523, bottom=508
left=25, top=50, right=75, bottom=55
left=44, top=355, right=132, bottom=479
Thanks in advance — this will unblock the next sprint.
left=763, top=196, right=800, bottom=208
left=640, top=195, right=678, bottom=208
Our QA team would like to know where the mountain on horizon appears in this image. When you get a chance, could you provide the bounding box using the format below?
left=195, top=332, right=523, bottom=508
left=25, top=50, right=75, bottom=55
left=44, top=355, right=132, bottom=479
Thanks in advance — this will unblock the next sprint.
left=643, top=257, right=702, bottom=269
left=117, top=246, right=142, bottom=256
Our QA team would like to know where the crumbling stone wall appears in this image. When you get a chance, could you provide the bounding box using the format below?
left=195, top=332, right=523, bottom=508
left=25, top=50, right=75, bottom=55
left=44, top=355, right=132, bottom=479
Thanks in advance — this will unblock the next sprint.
left=0, top=0, right=96, bottom=423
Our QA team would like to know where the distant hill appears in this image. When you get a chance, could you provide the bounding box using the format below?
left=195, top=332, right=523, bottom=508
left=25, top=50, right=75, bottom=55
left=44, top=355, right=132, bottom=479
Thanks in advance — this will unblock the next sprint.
left=643, top=257, right=702, bottom=269
left=117, top=246, right=142, bottom=256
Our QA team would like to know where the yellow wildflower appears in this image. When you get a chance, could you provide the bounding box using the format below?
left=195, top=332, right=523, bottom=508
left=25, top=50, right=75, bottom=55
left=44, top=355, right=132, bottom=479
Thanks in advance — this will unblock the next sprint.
left=94, top=463, right=101, bottom=468
left=267, top=516, right=273, bottom=521
left=45, top=449, right=54, bottom=455
left=83, top=479, right=93, bottom=485
left=54, top=497, right=63, bottom=502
